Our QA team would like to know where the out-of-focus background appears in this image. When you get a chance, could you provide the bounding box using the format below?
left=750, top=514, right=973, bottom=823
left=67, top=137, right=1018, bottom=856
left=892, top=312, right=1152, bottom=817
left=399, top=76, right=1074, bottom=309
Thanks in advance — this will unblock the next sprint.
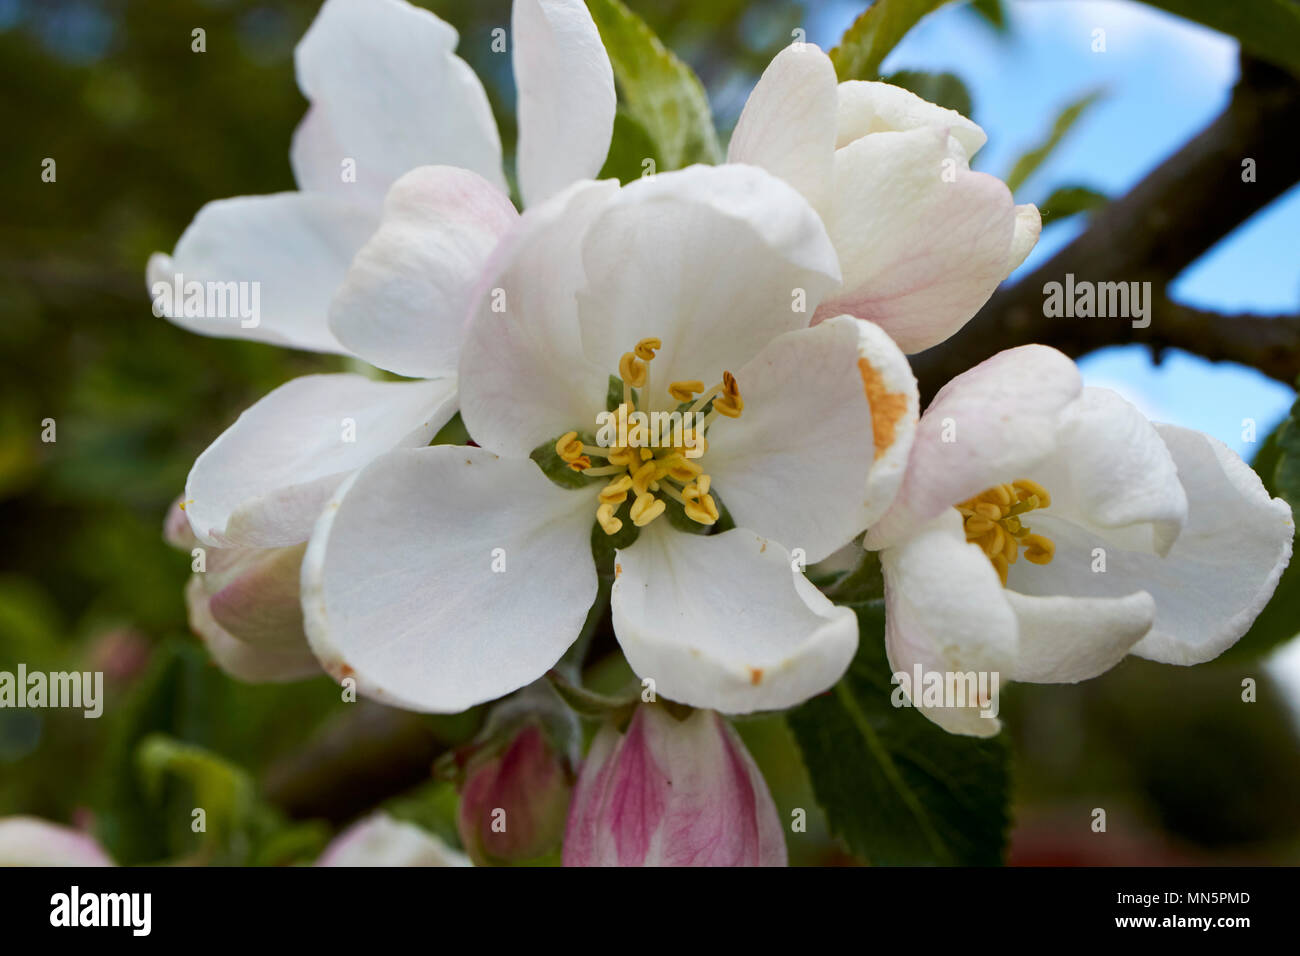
left=1, top=0, right=1297, bottom=865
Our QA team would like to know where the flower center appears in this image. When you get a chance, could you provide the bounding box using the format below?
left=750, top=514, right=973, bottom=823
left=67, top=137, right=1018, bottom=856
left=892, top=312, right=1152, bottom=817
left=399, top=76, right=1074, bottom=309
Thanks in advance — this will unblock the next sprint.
left=553, top=337, right=743, bottom=536
left=955, top=479, right=1055, bottom=585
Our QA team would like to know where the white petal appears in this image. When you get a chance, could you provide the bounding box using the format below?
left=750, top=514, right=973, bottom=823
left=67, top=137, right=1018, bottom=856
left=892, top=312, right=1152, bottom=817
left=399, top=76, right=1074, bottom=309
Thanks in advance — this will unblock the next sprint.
left=1032, top=387, right=1187, bottom=556
left=317, top=813, right=471, bottom=866
left=1006, top=590, right=1154, bottom=684
left=513, top=0, right=616, bottom=207
left=186, top=577, right=322, bottom=683
left=302, top=445, right=598, bottom=713
left=612, top=524, right=858, bottom=714
left=0, top=817, right=113, bottom=867
left=148, top=194, right=378, bottom=353
left=705, top=317, right=874, bottom=563
left=1131, top=425, right=1294, bottom=664
left=294, top=0, right=505, bottom=200
left=866, top=345, right=1082, bottom=550
left=577, top=164, right=841, bottom=395
left=835, top=80, right=987, bottom=159
left=856, top=318, right=921, bottom=528
left=329, top=166, right=518, bottom=378
left=879, top=510, right=1017, bottom=736
left=813, top=126, right=1025, bottom=353
left=459, top=179, right=619, bottom=458
left=1007, top=203, right=1041, bottom=273
left=186, top=374, right=458, bottom=548
left=728, top=43, right=838, bottom=216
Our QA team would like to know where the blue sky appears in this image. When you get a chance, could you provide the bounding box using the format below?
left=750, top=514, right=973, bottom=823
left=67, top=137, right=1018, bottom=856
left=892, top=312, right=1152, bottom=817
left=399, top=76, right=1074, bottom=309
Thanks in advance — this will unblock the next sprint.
left=804, top=0, right=1298, bottom=458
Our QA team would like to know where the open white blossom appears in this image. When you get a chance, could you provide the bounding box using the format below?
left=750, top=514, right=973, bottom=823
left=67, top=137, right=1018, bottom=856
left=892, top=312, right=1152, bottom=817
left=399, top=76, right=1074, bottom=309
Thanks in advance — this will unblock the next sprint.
left=301, top=164, right=919, bottom=715
left=864, top=345, right=1294, bottom=735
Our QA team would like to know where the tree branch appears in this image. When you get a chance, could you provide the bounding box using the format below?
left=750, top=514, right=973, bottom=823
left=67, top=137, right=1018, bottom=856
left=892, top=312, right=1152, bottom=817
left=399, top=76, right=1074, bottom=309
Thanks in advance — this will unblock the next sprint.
left=912, top=56, right=1300, bottom=398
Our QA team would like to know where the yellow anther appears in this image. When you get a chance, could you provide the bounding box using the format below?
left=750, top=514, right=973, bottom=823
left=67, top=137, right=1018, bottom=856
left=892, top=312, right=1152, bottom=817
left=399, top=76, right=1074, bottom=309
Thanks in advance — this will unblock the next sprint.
left=630, top=494, right=666, bottom=527
left=619, top=352, right=647, bottom=388
left=568, top=456, right=591, bottom=471
left=1022, top=533, right=1055, bottom=564
left=668, top=380, right=705, bottom=403
left=695, top=474, right=711, bottom=496
left=684, top=493, right=719, bottom=526
left=607, top=446, right=636, bottom=467
left=957, top=478, right=1055, bottom=584
left=639, top=447, right=654, bottom=461
left=596, top=502, right=623, bottom=536
left=599, top=475, right=633, bottom=504
left=634, top=337, right=661, bottom=361
left=1013, top=479, right=1052, bottom=509
left=711, top=370, right=744, bottom=418
left=665, top=456, right=702, bottom=482
left=556, top=431, right=584, bottom=462
left=631, top=461, right=658, bottom=496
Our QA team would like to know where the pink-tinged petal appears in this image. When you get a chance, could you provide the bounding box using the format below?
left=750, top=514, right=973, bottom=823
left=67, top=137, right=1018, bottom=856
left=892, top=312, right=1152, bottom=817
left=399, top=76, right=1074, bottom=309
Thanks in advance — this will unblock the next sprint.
left=317, top=813, right=470, bottom=867
left=147, top=194, right=378, bottom=354
left=458, top=722, right=573, bottom=865
left=302, top=445, right=598, bottom=714
left=563, top=706, right=785, bottom=866
left=293, top=0, right=504, bottom=203
left=186, top=577, right=321, bottom=683
left=459, top=179, right=619, bottom=459
left=704, top=316, right=875, bottom=562
left=576, top=164, right=841, bottom=396
left=835, top=80, right=986, bottom=158
left=0, top=817, right=114, bottom=867
left=201, top=544, right=309, bottom=650
left=728, top=43, right=838, bottom=216
left=1007, top=203, right=1041, bottom=273
left=880, top=510, right=1017, bottom=737
left=163, top=496, right=198, bottom=550
left=813, top=126, right=1027, bottom=353
left=329, top=166, right=518, bottom=378
left=513, top=0, right=615, bottom=207
left=185, top=373, right=458, bottom=548
left=866, top=345, right=1081, bottom=550
left=612, top=523, right=857, bottom=714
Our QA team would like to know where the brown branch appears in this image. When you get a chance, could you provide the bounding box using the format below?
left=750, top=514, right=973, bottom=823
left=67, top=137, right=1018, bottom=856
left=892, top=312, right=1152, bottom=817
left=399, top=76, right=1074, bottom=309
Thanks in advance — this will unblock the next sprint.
left=912, top=56, right=1300, bottom=398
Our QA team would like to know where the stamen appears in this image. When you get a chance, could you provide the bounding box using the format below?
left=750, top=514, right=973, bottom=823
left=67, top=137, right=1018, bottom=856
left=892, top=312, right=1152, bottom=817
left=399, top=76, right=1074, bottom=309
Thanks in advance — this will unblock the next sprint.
left=630, top=493, right=666, bottom=527
left=956, top=478, right=1056, bottom=584
left=555, top=431, right=584, bottom=463
left=668, top=380, right=704, bottom=403
left=596, top=502, right=623, bottom=535
left=619, top=352, right=647, bottom=388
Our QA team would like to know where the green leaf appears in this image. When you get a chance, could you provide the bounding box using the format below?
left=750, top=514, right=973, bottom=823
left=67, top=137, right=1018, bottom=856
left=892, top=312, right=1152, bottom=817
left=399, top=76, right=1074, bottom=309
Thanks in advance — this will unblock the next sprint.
left=1037, top=184, right=1108, bottom=228
left=1134, top=0, right=1300, bottom=77
left=137, top=733, right=257, bottom=850
left=586, top=0, right=722, bottom=169
left=967, top=0, right=1006, bottom=32
left=787, top=602, right=1011, bottom=864
left=1005, top=90, right=1104, bottom=195
left=598, top=107, right=662, bottom=185
left=882, top=70, right=973, bottom=117
left=1272, top=393, right=1300, bottom=508
left=830, top=0, right=952, bottom=81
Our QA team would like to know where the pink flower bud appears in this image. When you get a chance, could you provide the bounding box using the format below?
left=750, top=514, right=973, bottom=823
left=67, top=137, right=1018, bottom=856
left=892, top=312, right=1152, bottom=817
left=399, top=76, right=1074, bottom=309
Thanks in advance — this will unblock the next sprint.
left=457, top=722, right=573, bottom=865
left=563, top=705, right=786, bottom=866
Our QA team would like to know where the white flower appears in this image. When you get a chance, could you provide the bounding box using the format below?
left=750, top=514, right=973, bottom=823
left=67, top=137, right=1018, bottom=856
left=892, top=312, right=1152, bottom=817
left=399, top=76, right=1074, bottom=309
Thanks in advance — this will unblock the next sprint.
left=864, top=345, right=1294, bottom=736
left=315, top=813, right=470, bottom=867
left=0, top=817, right=114, bottom=867
left=728, top=43, right=1041, bottom=353
left=301, top=164, right=919, bottom=715
left=166, top=0, right=615, bottom=555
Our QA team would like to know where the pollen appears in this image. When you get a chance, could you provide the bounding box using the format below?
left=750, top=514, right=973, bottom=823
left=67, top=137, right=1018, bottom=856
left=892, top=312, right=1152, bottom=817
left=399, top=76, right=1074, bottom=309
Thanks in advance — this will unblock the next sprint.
left=555, top=335, right=745, bottom=535
left=956, top=480, right=1055, bottom=585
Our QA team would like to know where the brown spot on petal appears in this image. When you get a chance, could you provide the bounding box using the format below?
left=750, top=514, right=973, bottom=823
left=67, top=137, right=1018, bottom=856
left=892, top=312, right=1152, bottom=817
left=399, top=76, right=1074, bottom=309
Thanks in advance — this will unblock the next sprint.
left=858, top=357, right=908, bottom=461
left=749, top=667, right=763, bottom=686
left=615, top=563, right=623, bottom=578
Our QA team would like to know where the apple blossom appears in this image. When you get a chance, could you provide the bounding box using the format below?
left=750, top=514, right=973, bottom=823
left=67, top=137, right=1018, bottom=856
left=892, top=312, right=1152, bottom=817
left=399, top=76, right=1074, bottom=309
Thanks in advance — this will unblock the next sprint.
left=301, top=164, right=919, bottom=716
left=0, top=817, right=114, bottom=867
left=316, top=813, right=470, bottom=867
left=728, top=42, right=1041, bottom=353
left=164, top=497, right=319, bottom=682
left=864, top=345, right=1294, bottom=736
left=563, top=704, right=786, bottom=867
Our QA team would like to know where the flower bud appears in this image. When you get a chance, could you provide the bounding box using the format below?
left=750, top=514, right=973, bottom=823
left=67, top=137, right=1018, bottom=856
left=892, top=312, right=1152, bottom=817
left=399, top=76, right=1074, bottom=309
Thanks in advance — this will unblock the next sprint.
left=317, top=813, right=469, bottom=867
left=457, top=721, right=573, bottom=865
left=564, top=704, right=786, bottom=866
